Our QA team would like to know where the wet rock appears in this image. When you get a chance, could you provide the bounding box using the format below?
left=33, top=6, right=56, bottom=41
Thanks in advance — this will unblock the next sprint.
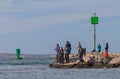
left=49, top=63, right=76, bottom=68
left=74, top=63, right=90, bottom=68
left=92, top=63, right=105, bottom=68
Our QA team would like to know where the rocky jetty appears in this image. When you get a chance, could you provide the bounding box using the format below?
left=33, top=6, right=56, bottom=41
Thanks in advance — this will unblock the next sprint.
left=49, top=52, right=120, bottom=68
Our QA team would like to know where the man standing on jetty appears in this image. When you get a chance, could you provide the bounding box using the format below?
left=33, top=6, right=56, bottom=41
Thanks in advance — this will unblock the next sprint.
left=97, top=44, right=101, bottom=53
left=77, top=42, right=84, bottom=62
left=104, top=42, right=109, bottom=58
left=105, top=43, right=109, bottom=52
left=66, top=41, right=71, bottom=54
left=64, top=41, right=71, bottom=63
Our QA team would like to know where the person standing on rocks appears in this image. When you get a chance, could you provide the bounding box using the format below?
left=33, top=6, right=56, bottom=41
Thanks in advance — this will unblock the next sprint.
left=105, top=42, right=109, bottom=52
left=54, top=44, right=60, bottom=63
left=77, top=42, right=82, bottom=54
left=59, top=47, right=64, bottom=64
left=77, top=42, right=85, bottom=62
left=66, top=41, right=71, bottom=54
left=64, top=44, right=70, bottom=63
left=104, top=42, right=109, bottom=58
left=97, top=44, right=101, bottom=53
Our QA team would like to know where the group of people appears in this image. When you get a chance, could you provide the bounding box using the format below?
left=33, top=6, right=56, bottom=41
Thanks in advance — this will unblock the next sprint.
left=54, top=41, right=71, bottom=64
left=96, top=42, right=109, bottom=53
left=54, top=41, right=86, bottom=64
left=55, top=41, right=109, bottom=64
left=96, top=42, right=109, bottom=58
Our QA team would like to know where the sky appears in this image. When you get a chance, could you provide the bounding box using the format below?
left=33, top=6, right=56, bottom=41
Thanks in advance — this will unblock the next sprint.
left=0, top=0, right=120, bottom=54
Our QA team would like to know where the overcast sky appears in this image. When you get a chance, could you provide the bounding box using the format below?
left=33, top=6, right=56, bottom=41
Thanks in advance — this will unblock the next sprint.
left=0, top=0, right=120, bottom=54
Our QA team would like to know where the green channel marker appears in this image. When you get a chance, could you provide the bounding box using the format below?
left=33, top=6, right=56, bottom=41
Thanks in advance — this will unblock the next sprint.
left=16, top=48, right=22, bottom=59
left=91, top=16, right=98, bottom=24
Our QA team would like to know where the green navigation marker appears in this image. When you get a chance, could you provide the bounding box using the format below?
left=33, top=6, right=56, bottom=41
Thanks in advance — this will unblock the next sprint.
left=91, top=16, right=98, bottom=24
left=16, top=49, right=20, bottom=58
left=15, top=48, right=22, bottom=59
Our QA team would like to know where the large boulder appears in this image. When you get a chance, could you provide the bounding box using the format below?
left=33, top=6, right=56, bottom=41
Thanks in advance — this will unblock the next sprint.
left=108, top=57, right=120, bottom=64
left=83, top=54, right=90, bottom=62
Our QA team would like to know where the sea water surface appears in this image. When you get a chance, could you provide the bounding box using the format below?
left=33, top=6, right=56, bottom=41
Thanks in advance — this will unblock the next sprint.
left=0, top=53, right=120, bottom=79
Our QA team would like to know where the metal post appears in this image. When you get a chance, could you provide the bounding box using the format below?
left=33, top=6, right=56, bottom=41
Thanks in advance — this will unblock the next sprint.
left=94, top=13, right=96, bottom=51
left=91, top=12, right=98, bottom=52
left=94, top=24, right=96, bottom=51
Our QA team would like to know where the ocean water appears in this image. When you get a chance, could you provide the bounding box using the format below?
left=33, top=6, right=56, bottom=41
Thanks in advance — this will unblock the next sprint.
left=0, top=53, right=120, bottom=79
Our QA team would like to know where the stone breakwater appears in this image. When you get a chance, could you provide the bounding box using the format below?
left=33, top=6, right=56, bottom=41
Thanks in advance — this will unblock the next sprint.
left=49, top=52, right=120, bottom=68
